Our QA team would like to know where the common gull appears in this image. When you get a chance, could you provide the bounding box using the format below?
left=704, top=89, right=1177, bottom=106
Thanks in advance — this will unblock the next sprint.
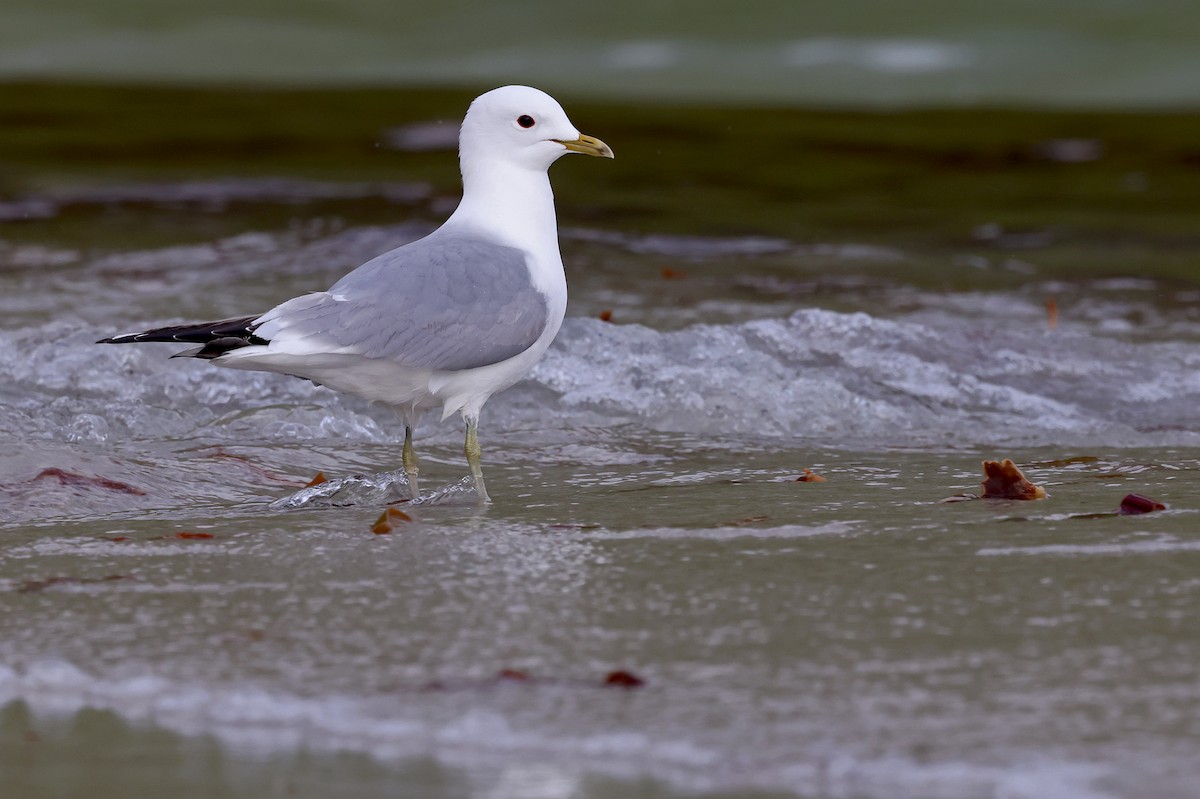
left=99, top=85, right=614, bottom=503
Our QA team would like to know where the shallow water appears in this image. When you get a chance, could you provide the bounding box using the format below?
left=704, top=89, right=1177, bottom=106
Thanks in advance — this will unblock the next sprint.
left=2, top=87, right=1200, bottom=799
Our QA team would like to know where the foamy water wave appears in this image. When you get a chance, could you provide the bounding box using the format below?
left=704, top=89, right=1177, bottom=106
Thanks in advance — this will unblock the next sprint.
left=3, top=305, right=1199, bottom=455
left=525, top=310, right=1200, bottom=448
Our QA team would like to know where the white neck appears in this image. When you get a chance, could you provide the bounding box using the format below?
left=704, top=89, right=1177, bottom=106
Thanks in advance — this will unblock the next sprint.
left=444, top=159, right=561, bottom=259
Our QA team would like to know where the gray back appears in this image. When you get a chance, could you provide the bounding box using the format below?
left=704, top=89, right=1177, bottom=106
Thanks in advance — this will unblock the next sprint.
left=280, top=235, right=550, bottom=371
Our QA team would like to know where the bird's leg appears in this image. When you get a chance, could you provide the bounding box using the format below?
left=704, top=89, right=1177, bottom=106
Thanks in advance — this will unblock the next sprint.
left=402, top=423, right=420, bottom=499
left=463, top=415, right=491, bottom=503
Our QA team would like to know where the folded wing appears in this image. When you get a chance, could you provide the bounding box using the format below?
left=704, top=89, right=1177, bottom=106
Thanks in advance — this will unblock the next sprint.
left=249, top=235, right=550, bottom=372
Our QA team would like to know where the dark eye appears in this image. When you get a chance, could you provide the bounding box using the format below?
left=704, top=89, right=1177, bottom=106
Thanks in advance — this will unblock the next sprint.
left=517, top=115, right=535, bottom=129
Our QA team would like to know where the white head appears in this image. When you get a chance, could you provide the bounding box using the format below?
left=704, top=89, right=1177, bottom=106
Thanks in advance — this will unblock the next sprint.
left=458, top=85, right=614, bottom=176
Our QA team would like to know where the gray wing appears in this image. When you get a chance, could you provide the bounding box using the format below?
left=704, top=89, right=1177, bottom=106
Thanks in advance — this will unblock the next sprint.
left=257, top=235, right=550, bottom=371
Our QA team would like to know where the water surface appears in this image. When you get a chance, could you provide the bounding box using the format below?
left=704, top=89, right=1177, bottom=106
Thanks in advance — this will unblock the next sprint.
left=1, top=86, right=1199, bottom=799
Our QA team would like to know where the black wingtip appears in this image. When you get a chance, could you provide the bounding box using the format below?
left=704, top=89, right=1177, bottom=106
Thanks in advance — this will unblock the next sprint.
left=96, top=316, right=265, bottom=348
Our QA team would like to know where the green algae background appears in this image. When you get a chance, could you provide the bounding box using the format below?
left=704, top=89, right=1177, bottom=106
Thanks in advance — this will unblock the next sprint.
left=3, top=83, right=1199, bottom=288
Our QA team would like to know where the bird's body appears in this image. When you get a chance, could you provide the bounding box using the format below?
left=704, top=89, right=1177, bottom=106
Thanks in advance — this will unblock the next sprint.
left=100, top=85, right=613, bottom=502
left=216, top=232, right=560, bottom=419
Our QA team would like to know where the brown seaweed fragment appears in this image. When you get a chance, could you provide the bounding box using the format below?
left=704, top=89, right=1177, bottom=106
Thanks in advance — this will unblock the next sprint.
left=419, top=668, right=647, bottom=693
left=32, top=468, right=145, bottom=496
left=980, top=459, right=1046, bottom=500
left=1030, top=455, right=1098, bottom=468
left=1118, top=493, right=1166, bottom=515
left=721, top=515, right=770, bottom=527
left=144, top=531, right=217, bottom=541
left=17, top=574, right=131, bottom=594
left=372, top=507, right=412, bottom=534
left=604, top=670, right=646, bottom=689
left=198, top=447, right=300, bottom=486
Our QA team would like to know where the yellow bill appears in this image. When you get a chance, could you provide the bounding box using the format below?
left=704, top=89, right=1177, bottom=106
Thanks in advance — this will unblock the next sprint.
left=556, top=134, right=614, bottom=159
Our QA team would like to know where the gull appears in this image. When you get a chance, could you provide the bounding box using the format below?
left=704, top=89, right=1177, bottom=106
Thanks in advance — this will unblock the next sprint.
left=99, top=85, right=613, bottom=503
